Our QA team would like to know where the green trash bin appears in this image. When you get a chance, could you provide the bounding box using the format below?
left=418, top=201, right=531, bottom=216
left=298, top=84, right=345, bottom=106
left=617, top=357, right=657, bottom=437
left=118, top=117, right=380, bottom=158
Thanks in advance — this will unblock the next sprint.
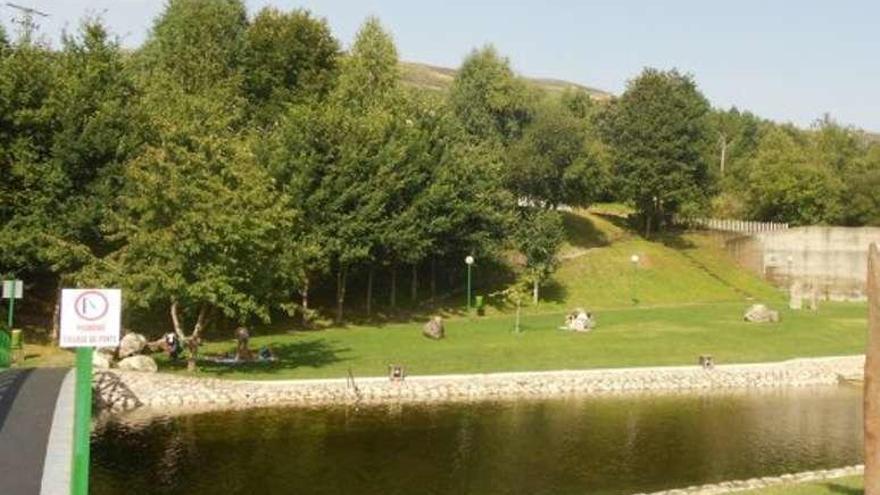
left=0, top=329, right=9, bottom=368
left=475, top=295, right=485, bottom=316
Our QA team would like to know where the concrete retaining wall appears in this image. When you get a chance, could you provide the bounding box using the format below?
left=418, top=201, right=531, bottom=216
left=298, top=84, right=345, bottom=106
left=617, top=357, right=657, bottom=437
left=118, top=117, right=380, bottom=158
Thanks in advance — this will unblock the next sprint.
left=727, top=226, right=880, bottom=300
left=93, top=355, right=864, bottom=415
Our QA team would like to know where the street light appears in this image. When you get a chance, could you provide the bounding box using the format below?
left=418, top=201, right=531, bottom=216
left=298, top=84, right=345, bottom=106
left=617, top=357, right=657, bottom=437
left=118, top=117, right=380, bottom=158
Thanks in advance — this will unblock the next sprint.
left=465, top=255, right=475, bottom=312
left=630, top=254, right=640, bottom=305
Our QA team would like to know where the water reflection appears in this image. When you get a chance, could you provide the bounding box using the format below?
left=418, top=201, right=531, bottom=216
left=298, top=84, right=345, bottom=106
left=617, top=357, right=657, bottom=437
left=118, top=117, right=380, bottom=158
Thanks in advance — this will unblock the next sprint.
left=92, top=386, right=863, bottom=495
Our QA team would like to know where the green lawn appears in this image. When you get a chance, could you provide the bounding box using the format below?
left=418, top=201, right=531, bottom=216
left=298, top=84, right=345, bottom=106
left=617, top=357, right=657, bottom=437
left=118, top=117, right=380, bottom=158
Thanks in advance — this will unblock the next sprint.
left=742, top=476, right=862, bottom=494
left=160, top=301, right=867, bottom=380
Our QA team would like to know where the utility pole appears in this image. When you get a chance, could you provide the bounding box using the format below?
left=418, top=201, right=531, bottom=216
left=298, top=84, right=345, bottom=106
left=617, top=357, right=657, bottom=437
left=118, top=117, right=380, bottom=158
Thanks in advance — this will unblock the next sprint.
left=4, top=2, right=49, bottom=37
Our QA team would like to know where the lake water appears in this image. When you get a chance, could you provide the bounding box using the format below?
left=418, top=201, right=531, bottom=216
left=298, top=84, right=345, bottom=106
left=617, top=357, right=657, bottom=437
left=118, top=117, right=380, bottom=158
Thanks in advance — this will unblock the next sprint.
left=91, top=385, right=863, bottom=495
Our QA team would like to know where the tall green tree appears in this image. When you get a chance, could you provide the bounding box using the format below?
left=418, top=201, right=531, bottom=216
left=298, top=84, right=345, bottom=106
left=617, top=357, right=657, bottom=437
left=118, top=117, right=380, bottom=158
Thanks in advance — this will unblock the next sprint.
left=449, top=45, right=531, bottom=144
left=243, top=7, right=339, bottom=120
left=89, top=1, right=287, bottom=368
left=139, top=0, right=247, bottom=93
left=508, top=100, right=605, bottom=209
left=601, top=68, right=710, bottom=235
left=742, top=127, right=841, bottom=225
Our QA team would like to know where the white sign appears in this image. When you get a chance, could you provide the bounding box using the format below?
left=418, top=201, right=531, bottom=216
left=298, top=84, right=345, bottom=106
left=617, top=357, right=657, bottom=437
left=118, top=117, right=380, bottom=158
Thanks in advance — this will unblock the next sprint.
left=1, top=280, right=23, bottom=299
left=60, top=289, right=122, bottom=348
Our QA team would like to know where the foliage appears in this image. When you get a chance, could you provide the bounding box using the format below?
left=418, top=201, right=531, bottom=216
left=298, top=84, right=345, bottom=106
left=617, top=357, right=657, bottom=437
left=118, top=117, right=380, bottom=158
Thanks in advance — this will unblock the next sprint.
left=243, top=7, right=339, bottom=118
left=508, top=100, right=606, bottom=208
left=449, top=45, right=531, bottom=143
left=741, top=128, right=842, bottom=225
left=600, top=68, right=711, bottom=235
left=513, top=208, right=564, bottom=303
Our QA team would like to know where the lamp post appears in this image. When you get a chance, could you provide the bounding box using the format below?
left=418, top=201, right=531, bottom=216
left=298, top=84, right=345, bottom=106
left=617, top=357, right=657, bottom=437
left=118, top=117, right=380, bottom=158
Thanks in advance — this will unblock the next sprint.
left=630, top=254, right=640, bottom=305
left=465, top=255, right=475, bottom=312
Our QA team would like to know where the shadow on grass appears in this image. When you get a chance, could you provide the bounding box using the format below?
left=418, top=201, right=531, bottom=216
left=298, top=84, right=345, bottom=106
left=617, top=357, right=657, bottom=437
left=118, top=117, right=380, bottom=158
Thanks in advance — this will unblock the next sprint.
left=165, top=339, right=351, bottom=376
left=824, top=483, right=862, bottom=495
left=561, top=211, right=609, bottom=249
left=659, top=230, right=696, bottom=250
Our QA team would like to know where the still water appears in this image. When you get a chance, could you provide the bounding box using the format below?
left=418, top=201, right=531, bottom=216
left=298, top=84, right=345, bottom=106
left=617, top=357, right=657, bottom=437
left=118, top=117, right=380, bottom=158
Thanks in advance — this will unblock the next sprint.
left=92, top=386, right=863, bottom=495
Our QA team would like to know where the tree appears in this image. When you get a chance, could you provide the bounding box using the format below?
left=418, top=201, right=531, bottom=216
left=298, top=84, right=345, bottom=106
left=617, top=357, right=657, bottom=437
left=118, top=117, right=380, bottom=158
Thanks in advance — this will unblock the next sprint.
left=243, top=7, right=339, bottom=120
left=508, top=100, right=605, bottom=209
left=87, top=1, right=288, bottom=370
left=138, top=0, right=247, bottom=93
left=449, top=45, right=531, bottom=144
left=601, top=68, right=710, bottom=236
left=742, top=127, right=841, bottom=225
left=513, top=209, right=564, bottom=304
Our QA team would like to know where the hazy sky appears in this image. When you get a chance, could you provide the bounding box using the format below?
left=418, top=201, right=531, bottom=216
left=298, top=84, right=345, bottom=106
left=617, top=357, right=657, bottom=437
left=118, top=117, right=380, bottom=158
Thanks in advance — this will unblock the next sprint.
left=8, top=1, right=879, bottom=131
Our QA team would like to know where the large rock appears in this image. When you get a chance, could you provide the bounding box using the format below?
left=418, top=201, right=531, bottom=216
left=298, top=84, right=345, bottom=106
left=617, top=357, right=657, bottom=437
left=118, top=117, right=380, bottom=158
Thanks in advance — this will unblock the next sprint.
left=118, top=332, right=147, bottom=358
left=117, top=355, right=158, bottom=373
left=744, top=304, right=780, bottom=323
left=423, top=316, right=445, bottom=340
left=92, top=352, right=111, bottom=370
left=565, top=308, right=596, bottom=332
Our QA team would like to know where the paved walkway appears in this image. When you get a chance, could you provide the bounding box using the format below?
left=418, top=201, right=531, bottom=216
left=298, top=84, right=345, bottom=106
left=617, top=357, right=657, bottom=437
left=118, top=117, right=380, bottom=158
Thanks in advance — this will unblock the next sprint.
left=0, top=368, right=72, bottom=495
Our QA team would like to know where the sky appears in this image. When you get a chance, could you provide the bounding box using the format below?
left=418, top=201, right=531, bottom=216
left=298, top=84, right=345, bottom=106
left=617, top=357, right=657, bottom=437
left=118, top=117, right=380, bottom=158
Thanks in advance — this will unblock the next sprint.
left=7, top=1, right=879, bottom=131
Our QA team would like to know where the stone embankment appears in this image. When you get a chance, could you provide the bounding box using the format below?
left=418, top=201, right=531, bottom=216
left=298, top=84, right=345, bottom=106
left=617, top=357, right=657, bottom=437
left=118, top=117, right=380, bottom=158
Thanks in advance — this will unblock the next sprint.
left=93, top=355, right=864, bottom=414
left=634, top=465, right=863, bottom=495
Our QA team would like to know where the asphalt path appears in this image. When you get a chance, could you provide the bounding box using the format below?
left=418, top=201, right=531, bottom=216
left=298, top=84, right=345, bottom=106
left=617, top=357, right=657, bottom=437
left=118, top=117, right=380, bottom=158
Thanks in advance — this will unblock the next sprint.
left=0, top=368, right=69, bottom=495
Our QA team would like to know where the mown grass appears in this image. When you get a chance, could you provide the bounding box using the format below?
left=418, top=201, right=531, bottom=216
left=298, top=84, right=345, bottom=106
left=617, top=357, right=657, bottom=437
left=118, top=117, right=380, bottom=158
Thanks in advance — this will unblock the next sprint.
left=156, top=301, right=866, bottom=380
left=742, top=476, right=862, bottom=494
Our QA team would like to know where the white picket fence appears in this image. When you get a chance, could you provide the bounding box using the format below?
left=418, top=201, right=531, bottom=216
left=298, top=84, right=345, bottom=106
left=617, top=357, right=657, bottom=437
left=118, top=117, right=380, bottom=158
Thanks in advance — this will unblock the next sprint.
left=676, top=217, right=789, bottom=234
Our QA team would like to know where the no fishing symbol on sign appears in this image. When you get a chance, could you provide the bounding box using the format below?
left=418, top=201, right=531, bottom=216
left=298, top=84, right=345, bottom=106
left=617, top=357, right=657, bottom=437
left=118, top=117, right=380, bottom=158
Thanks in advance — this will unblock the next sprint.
left=60, top=289, right=121, bottom=347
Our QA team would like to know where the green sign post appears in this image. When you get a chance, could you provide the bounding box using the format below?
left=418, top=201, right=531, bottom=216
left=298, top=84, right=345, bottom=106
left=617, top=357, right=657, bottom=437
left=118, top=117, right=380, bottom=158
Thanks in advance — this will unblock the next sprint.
left=60, top=288, right=122, bottom=495
left=72, top=347, right=93, bottom=495
left=1, top=280, right=22, bottom=368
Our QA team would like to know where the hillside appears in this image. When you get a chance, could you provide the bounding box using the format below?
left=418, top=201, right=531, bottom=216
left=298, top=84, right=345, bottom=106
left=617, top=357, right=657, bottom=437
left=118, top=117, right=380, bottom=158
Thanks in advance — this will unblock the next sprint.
left=400, top=61, right=614, bottom=100
left=515, top=206, right=783, bottom=313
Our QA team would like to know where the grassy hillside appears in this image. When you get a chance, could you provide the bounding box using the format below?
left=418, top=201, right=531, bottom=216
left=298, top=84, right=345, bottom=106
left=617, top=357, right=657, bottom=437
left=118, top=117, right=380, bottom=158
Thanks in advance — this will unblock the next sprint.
left=399, top=61, right=614, bottom=100
left=507, top=207, right=783, bottom=314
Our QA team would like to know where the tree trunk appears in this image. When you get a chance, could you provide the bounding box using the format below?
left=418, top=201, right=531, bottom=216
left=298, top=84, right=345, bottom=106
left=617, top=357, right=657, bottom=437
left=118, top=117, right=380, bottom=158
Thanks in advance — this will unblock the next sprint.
left=533, top=279, right=539, bottom=305
left=430, top=256, right=437, bottom=301
left=865, top=243, right=880, bottom=494
left=719, top=135, right=728, bottom=177
left=366, top=265, right=374, bottom=317
left=335, top=266, right=347, bottom=325
left=390, top=264, right=397, bottom=309
left=170, top=301, right=207, bottom=373
left=515, top=300, right=522, bottom=333
left=300, top=277, right=310, bottom=328
left=645, top=212, right=653, bottom=238
left=411, top=264, right=418, bottom=303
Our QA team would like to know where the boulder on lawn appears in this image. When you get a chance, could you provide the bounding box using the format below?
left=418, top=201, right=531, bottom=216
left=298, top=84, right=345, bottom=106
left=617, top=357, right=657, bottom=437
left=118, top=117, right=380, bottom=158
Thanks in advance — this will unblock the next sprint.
left=118, top=332, right=147, bottom=358
left=565, top=308, right=596, bottom=332
left=117, top=355, right=158, bottom=373
left=744, top=304, right=780, bottom=323
left=423, top=316, right=445, bottom=340
left=92, top=352, right=111, bottom=370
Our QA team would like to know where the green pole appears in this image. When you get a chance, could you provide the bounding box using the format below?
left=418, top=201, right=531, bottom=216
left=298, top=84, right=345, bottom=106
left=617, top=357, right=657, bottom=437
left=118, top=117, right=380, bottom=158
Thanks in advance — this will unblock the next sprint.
left=467, top=264, right=472, bottom=312
left=7, top=292, right=14, bottom=330
left=72, top=347, right=93, bottom=495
